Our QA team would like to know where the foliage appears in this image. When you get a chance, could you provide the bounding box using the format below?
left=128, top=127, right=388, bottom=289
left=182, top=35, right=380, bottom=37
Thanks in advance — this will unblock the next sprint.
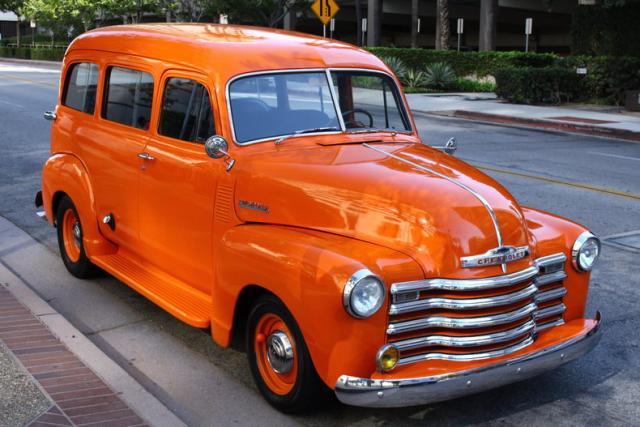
left=379, top=55, right=407, bottom=81
left=423, top=62, right=456, bottom=89
left=560, top=56, right=640, bottom=105
left=401, top=68, right=426, bottom=89
left=212, top=0, right=307, bottom=27
left=571, top=2, right=640, bottom=56
left=368, top=48, right=557, bottom=77
left=452, top=78, right=495, bottom=93
left=0, top=46, right=66, bottom=60
left=494, top=67, right=584, bottom=105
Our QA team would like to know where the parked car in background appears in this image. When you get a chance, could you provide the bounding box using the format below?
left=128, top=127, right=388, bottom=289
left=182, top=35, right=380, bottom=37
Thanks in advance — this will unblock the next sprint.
left=37, top=24, right=602, bottom=413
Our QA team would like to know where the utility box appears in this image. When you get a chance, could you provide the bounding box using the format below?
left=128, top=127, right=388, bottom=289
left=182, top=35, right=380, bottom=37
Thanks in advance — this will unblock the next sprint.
left=625, top=90, right=640, bottom=111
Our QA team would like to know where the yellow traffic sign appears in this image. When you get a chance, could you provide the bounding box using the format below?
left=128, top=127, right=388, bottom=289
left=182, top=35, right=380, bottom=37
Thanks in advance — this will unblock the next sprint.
left=311, top=0, right=340, bottom=26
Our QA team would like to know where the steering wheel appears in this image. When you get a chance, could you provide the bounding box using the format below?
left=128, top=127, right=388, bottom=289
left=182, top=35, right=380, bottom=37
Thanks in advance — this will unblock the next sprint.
left=341, top=108, right=374, bottom=128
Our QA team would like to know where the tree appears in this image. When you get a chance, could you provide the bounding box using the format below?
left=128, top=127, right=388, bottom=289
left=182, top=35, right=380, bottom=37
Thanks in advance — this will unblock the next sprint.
left=0, top=0, right=26, bottom=47
left=214, top=0, right=308, bottom=28
left=435, top=0, right=449, bottom=50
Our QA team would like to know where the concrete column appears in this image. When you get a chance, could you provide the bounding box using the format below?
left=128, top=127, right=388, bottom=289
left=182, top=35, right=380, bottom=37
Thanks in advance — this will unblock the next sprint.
left=367, top=0, right=382, bottom=46
left=410, top=0, right=419, bottom=48
left=283, top=10, right=297, bottom=31
left=479, top=0, right=498, bottom=51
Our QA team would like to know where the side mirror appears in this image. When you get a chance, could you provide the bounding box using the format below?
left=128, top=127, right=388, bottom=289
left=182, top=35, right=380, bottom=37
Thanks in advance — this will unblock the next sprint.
left=432, top=137, right=457, bottom=155
left=205, top=136, right=235, bottom=171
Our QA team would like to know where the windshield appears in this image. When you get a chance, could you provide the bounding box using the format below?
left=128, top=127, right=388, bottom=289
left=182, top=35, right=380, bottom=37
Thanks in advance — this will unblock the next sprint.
left=228, top=70, right=411, bottom=144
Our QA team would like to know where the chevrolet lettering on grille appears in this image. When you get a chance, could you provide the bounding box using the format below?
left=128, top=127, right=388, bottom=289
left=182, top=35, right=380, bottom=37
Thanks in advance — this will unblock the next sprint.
left=460, top=245, right=529, bottom=268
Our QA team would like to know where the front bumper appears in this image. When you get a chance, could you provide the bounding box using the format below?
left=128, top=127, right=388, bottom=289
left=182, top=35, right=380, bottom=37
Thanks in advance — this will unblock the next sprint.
left=335, top=312, right=601, bottom=408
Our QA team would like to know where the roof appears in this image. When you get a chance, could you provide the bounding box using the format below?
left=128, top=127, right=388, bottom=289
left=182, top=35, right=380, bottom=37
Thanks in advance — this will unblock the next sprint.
left=68, top=24, right=389, bottom=81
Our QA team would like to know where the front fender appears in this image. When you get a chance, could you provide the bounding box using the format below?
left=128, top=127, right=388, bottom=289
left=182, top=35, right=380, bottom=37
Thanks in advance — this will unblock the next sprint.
left=522, top=206, right=592, bottom=321
left=42, top=153, right=116, bottom=257
left=212, top=224, right=423, bottom=388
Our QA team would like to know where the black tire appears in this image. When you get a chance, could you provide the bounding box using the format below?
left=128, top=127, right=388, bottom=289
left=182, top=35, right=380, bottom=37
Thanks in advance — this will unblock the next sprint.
left=246, top=294, right=331, bottom=413
left=56, top=196, right=98, bottom=278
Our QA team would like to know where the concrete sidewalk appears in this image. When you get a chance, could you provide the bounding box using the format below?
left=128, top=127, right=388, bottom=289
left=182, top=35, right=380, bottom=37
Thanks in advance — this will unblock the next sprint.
left=406, top=93, right=640, bottom=142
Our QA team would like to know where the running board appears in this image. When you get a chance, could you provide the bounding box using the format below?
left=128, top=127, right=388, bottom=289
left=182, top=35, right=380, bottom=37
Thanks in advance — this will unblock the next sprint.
left=92, top=253, right=211, bottom=328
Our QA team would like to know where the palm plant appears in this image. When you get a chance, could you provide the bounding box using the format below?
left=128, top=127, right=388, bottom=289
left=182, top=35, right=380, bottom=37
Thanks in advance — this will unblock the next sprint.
left=402, top=68, right=427, bottom=89
left=424, top=62, right=456, bottom=89
left=380, top=55, right=408, bottom=81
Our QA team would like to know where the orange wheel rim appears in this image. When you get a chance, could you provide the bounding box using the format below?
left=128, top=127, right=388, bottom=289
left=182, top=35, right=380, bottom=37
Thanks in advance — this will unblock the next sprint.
left=62, top=209, right=81, bottom=262
left=254, top=313, right=298, bottom=395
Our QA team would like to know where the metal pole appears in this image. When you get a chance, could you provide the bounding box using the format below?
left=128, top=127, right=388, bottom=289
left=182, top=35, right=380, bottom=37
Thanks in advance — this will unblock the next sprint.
left=525, top=34, right=529, bottom=52
left=458, top=34, right=461, bottom=52
left=330, top=19, right=335, bottom=38
left=323, top=24, right=326, bottom=38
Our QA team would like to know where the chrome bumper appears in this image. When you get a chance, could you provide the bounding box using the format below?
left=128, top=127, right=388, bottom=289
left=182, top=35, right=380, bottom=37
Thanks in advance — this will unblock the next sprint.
left=335, top=312, right=601, bottom=408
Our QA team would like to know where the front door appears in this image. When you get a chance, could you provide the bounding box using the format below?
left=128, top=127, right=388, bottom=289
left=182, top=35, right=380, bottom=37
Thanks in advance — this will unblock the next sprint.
left=138, top=72, right=222, bottom=294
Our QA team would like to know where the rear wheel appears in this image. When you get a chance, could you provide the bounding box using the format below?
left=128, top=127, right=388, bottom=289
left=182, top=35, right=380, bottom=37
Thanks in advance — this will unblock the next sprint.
left=246, top=295, right=330, bottom=413
left=56, top=196, right=97, bottom=278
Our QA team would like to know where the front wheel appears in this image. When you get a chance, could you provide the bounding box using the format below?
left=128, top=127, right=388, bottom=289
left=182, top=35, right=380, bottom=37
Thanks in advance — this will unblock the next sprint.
left=56, top=196, right=98, bottom=278
left=246, top=295, right=330, bottom=413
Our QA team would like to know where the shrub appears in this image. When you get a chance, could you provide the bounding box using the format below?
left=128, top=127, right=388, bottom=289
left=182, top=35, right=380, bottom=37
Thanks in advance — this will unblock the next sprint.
left=452, top=78, right=495, bottom=93
left=402, top=68, right=426, bottom=88
left=494, top=67, right=584, bottom=104
left=368, top=48, right=557, bottom=77
left=0, top=47, right=65, bottom=61
left=424, top=62, right=456, bottom=90
left=379, top=55, right=407, bottom=80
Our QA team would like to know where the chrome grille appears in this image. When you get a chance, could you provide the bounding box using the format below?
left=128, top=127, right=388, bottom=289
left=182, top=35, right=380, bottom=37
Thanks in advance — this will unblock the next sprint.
left=386, top=253, right=567, bottom=366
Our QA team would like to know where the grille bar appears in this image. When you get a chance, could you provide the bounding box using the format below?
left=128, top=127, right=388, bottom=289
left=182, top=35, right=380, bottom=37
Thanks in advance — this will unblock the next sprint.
left=387, top=302, right=538, bottom=335
left=397, top=336, right=535, bottom=365
left=394, top=319, right=536, bottom=351
left=535, top=271, right=567, bottom=286
left=389, top=283, right=538, bottom=315
left=536, top=287, right=567, bottom=303
left=535, top=303, right=566, bottom=320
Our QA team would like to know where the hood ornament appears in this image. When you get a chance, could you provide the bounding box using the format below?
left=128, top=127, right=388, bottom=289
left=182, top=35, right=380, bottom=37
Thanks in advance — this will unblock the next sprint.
left=461, top=246, right=529, bottom=269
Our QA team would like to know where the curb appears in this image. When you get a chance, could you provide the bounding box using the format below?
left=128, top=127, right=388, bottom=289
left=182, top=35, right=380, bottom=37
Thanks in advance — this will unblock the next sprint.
left=0, top=262, right=187, bottom=427
left=0, top=57, right=62, bottom=69
left=433, top=110, right=640, bottom=142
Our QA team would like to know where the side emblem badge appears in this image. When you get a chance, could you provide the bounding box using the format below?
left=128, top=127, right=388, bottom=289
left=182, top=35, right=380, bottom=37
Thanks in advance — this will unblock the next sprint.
left=238, top=200, right=270, bottom=214
left=461, top=246, right=529, bottom=268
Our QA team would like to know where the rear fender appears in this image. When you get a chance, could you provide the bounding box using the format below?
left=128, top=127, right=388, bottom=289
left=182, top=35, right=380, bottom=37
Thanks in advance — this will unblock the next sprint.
left=42, top=153, right=116, bottom=257
left=212, top=224, right=423, bottom=388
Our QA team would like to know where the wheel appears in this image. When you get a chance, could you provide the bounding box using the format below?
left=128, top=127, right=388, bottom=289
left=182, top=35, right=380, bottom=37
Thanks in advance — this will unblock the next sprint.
left=246, top=295, right=330, bottom=413
left=56, top=196, right=98, bottom=278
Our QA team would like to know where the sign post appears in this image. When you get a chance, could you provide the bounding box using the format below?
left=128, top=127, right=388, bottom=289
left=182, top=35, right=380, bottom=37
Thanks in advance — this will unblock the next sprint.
left=330, top=18, right=335, bottom=38
left=311, top=0, right=340, bottom=38
left=525, top=17, right=532, bottom=52
left=362, top=17, right=367, bottom=46
left=456, top=18, right=464, bottom=52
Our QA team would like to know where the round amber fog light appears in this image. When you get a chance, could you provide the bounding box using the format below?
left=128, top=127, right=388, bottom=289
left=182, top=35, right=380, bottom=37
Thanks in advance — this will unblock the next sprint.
left=377, top=345, right=399, bottom=372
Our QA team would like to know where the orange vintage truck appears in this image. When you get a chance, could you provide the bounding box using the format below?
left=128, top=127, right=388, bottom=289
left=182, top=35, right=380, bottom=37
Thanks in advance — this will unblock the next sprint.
left=37, top=24, right=601, bottom=413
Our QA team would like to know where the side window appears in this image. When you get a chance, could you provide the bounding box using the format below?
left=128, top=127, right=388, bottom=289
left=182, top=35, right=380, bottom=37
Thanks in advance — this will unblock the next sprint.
left=159, top=77, right=214, bottom=143
left=63, top=63, right=99, bottom=114
left=103, top=66, right=154, bottom=130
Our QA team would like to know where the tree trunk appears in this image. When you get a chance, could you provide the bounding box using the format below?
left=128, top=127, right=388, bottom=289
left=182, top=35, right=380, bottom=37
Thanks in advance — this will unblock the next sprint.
left=410, top=0, right=418, bottom=48
left=355, top=0, right=362, bottom=46
left=16, top=20, right=21, bottom=48
left=166, top=10, right=171, bottom=22
left=435, top=0, right=449, bottom=50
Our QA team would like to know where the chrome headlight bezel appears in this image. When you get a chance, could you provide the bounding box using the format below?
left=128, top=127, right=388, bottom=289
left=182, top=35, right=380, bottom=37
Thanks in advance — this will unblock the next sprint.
left=572, top=231, right=601, bottom=272
left=343, top=269, right=385, bottom=319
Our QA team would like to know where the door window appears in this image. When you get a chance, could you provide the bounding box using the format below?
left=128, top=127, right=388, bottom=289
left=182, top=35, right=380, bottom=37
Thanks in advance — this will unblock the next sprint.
left=63, top=62, right=99, bottom=114
left=158, top=77, right=214, bottom=143
left=102, top=66, right=154, bottom=130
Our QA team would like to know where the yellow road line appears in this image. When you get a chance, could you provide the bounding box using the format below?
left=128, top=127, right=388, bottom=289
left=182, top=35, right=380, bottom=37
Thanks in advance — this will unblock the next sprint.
left=0, top=74, right=57, bottom=89
left=476, top=164, right=640, bottom=201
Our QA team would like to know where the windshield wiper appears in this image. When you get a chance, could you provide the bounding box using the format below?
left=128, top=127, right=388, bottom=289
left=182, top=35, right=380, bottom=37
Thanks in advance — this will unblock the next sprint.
left=347, top=128, right=406, bottom=135
left=274, top=127, right=340, bottom=145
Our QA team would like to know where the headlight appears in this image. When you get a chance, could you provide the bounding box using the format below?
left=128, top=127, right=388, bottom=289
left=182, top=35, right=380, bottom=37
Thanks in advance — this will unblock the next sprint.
left=572, top=231, right=601, bottom=272
left=343, top=269, right=385, bottom=318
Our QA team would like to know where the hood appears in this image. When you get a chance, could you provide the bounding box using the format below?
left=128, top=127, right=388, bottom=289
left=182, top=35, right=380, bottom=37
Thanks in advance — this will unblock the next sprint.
left=234, top=142, right=534, bottom=278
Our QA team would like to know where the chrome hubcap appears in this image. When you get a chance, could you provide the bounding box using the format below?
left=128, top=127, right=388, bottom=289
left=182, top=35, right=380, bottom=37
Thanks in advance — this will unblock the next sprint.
left=72, top=221, right=81, bottom=246
left=266, top=331, right=294, bottom=374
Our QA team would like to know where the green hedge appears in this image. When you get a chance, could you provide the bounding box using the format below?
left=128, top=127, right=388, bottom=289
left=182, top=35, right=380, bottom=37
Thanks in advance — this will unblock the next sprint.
left=367, top=47, right=557, bottom=77
left=494, top=67, right=584, bottom=105
left=0, top=46, right=65, bottom=61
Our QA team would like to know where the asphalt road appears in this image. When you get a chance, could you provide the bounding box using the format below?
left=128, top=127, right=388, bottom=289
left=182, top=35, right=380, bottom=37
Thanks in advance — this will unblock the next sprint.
left=1, top=61, right=639, bottom=426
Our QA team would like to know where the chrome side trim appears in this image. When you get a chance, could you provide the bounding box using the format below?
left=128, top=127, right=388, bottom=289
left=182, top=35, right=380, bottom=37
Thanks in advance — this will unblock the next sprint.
left=535, top=287, right=567, bottom=303
left=398, top=336, right=535, bottom=365
left=391, top=265, right=539, bottom=296
left=389, top=283, right=537, bottom=315
left=363, top=143, right=505, bottom=270
left=535, top=270, right=567, bottom=286
left=535, top=303, right=566, bottom=320
left=335, top=313, right=601, bottom=408
left=394, top=319, right=536, bottom=352
left=386, top=302, right=537, bottom=335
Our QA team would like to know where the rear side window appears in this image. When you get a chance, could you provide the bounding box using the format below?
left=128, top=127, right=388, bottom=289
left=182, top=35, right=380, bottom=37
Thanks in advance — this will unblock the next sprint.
left=63, top=63, right=99, bottom=114
left=103, top=66, right=154, bottom=130
left=159, top=77, right=214, bottom=143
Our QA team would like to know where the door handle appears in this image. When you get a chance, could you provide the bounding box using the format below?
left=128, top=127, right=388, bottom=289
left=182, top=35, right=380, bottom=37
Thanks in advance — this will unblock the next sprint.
left=137, top=152, right=155, bottom=161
